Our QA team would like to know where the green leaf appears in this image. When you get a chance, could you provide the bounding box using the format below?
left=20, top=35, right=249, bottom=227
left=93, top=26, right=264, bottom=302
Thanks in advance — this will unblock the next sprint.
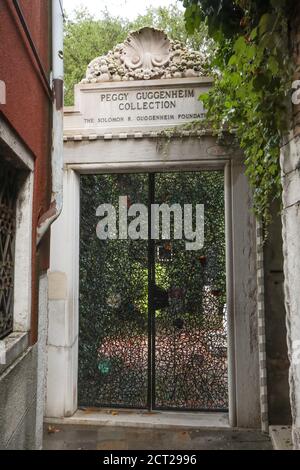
left=228, top=54, right=237, bottom=66
left=258, top=13, right=274, bottom=36
left=250, top=27, right=258, bottom=40
left=267, top=55, right=279, bottom=75
left=234, top=36, right=246, bottom=55
left=180, top=2, right=289, bottom=228
left=245, top=44, right=257, bottom=61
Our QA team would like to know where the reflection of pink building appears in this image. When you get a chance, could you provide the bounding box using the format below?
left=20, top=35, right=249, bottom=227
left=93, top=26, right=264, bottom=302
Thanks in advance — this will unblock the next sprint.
left=0, top=1, right=63, bottom=449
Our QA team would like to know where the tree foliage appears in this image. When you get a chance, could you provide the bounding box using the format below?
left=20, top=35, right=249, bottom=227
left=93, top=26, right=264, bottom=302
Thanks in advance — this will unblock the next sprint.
left=64, top=8, right=127, bottom=106
left=64, top=5, right=212, bottom=106
left=182, top=0, right=295, bottom=224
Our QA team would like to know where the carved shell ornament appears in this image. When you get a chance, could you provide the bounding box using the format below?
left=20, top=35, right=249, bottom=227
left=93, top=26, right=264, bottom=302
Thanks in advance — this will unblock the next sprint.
left=121, top=28, right=170, bottom=76
left=82, top=27, right=206, bottom=83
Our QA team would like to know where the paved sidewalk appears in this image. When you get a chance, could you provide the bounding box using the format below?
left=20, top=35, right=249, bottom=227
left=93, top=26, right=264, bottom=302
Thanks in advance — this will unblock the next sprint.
left=43, top=424, right=272, bottom=450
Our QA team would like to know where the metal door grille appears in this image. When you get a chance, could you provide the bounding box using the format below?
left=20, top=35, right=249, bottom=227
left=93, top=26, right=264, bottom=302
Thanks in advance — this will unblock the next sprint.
left=0, top=160, right=17, bottom=339
left=79, top=171, right=228, bottom=411
left=151, top=172, right=227, bottom=410
left=79, top=174, right=149, bottom=408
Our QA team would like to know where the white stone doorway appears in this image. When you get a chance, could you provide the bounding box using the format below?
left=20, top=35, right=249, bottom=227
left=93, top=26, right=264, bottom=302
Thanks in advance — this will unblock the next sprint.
left=46, top=147, right=260, bottom=429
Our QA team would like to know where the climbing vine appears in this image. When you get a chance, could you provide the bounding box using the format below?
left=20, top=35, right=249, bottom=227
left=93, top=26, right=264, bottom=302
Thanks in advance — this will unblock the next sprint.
left=182, top=0, right=295, bottom=224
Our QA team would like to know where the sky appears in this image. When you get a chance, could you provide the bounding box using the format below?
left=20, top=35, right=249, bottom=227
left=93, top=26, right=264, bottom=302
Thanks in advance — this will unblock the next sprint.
left=63, top=0, right=182, bottom=21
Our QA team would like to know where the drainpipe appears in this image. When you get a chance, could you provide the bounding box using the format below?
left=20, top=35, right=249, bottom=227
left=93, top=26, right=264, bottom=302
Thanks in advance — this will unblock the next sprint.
left=37, top=0, right=64, bottom=246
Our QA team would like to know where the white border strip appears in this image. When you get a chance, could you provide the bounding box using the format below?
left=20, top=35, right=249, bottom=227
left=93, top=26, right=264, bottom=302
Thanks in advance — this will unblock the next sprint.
left=256, top=219, right=269, bottom=433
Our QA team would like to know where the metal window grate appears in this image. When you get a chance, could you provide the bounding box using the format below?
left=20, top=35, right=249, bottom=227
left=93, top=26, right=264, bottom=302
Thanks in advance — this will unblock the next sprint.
left=0, top=160, right=17, bottom=339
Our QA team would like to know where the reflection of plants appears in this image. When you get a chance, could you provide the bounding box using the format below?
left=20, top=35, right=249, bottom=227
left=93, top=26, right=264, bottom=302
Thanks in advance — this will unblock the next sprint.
left=155, top=171, right=226, bottom=322
left=106, top=292, right=121, bottom=309
left=134, top=263, right=170, bottom=316
left=133, top=264, right=148, bottom=316
left=98, top=358, right=111, bottom=375
left=156, top=263, right=169, bottom=289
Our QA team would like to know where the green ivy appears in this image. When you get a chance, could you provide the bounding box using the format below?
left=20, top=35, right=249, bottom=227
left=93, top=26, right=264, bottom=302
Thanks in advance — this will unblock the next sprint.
left=182, top=0, right=294, bottom=224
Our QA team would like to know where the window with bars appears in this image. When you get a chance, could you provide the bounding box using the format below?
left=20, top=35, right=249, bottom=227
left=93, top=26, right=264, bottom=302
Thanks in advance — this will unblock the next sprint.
left=0, top=159, right=18, bottom=339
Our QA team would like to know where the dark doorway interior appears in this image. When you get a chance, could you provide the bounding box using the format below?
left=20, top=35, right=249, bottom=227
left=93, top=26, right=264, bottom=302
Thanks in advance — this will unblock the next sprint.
left=78, top=172, right=228, bottom=411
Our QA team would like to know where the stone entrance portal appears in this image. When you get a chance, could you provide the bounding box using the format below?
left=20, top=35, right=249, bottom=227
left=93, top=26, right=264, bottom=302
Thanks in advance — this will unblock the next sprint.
left=46, top=27, right=262, bottom=429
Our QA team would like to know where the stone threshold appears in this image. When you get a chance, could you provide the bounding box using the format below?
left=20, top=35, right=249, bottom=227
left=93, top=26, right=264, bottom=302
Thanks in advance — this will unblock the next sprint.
left=45, top=409, right=230, bottom=430
left=269, top=426, right=293, bottom=450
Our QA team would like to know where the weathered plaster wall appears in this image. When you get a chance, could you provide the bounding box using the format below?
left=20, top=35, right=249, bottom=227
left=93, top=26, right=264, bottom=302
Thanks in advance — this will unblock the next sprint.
left=264, top=203, right=291, bottom=425
left=230, top=159, right=260, bottom=428
left=281, top=137, right=300, bottom=448
left=280, top=4, right=300, bottom=449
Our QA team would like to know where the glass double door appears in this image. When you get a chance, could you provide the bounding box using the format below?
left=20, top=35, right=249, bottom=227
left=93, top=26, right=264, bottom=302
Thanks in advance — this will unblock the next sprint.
left=78, top=171, right=228, bottom=411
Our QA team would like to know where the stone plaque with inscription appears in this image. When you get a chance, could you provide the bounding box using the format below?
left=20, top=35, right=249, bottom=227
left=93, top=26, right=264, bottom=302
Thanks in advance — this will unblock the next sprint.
left=64, top=28, right=212, bottom=136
